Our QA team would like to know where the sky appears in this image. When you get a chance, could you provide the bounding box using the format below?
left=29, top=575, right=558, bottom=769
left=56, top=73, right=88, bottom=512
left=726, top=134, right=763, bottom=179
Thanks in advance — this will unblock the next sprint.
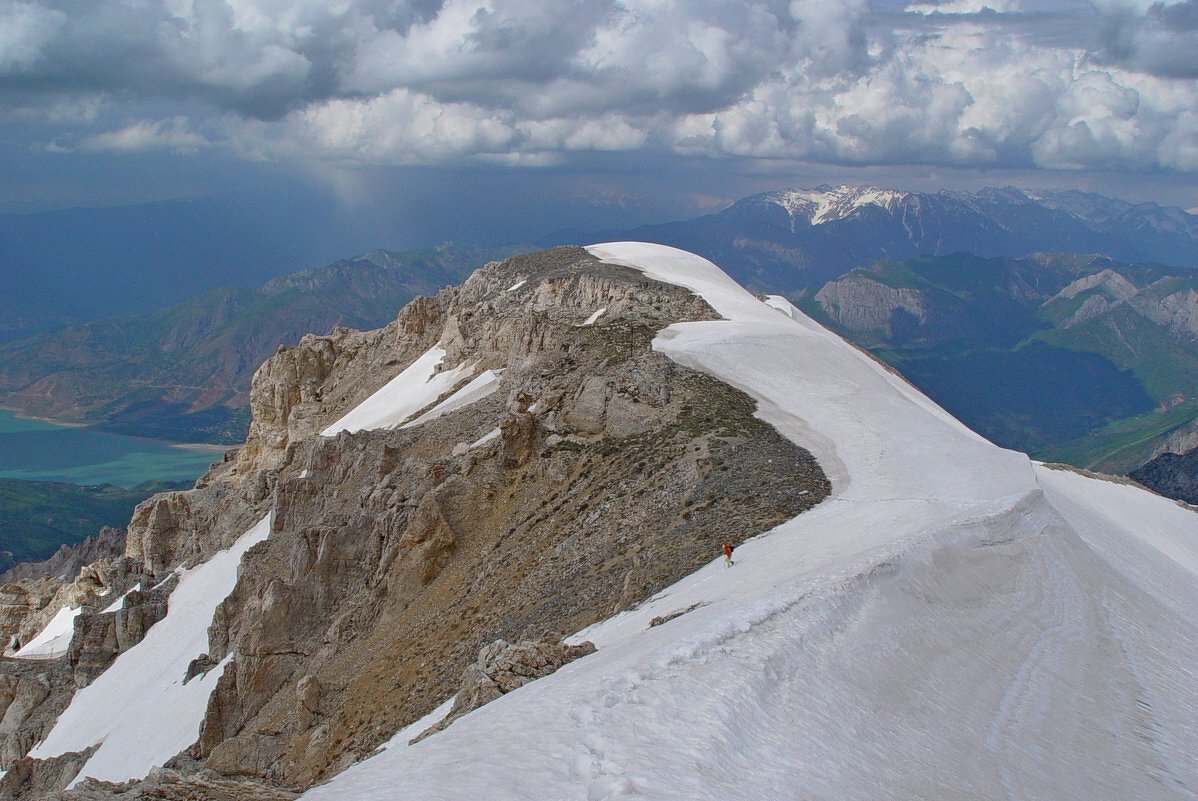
left=2, top=0, right=1197, bottom=247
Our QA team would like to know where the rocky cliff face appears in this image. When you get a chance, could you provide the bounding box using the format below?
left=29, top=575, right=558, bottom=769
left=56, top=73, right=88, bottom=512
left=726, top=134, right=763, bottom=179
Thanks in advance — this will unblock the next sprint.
left=1131, top=448, right=1198, bottom=504
left=0, top=529, right=125, bottom=587
left=1, top=246, right=831, bottom=797
left=0, top=552, right=155, bottom=775
left=814, top=273, right=929, bottom=339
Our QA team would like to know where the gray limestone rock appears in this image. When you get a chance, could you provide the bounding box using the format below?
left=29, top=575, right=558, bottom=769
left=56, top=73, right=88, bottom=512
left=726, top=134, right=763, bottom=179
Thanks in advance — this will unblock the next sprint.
left=412, top=634, right=597, bottom=743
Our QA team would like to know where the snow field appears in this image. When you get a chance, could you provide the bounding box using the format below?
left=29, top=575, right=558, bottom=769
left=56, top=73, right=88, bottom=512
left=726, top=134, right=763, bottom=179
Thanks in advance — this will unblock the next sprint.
left=321, top=344, right=502, bottom=436
left=302, top=242, right=1198, bottom=800
left=401, top=369, right=503, bottom=429
left=321, top=345, right=472, bottom=435
left=100, top=582, right=141, bottom=614
left=12, top=605, right=81, bottom=658
left=30, top=514, right=273, bottom=785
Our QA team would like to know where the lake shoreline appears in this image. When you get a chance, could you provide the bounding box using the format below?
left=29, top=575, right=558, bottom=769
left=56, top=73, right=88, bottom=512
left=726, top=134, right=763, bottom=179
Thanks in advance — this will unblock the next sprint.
left=0, top=409, right=225, bottom=488
left=172, top=442, right=230, bottom=453
left=0, top=404, right=87, bottom=429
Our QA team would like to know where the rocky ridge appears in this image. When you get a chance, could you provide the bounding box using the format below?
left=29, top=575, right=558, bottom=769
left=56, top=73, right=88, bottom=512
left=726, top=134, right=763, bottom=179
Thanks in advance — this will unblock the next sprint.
left=2, top=246, right=830, bottom=798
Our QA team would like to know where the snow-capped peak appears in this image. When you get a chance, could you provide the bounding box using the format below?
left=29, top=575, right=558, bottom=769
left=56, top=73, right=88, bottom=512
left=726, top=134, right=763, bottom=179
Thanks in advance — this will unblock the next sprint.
left=768, top=185, right=911, bottom=226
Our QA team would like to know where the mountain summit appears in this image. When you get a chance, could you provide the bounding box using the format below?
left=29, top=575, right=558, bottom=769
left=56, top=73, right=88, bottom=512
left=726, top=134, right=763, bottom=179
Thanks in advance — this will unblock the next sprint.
left=759, top=185, right=913, bottom=227
left=0, top=244, right=1195, bottom=800
left=586, top=186, right=1198, bottom=293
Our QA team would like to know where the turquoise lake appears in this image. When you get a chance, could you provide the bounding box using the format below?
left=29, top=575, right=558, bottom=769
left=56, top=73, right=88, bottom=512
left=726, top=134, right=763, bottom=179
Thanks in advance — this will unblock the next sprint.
left=0, top=409, right=223, bottom=488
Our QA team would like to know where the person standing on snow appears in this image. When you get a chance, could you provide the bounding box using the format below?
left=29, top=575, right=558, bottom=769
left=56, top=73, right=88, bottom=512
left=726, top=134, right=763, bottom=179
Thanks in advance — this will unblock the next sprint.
left=723, top=541, right=734, bottom=567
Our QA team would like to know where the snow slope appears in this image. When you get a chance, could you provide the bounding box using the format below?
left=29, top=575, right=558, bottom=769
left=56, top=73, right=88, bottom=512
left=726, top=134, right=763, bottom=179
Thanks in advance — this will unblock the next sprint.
left=30, top=515, right=272, bottom=785
left=321, top=345, right=476, bottom=435
left=304, top=243, right=1198, bottom=801
left=12, top=605, right=81, bottom=658
left=401, top=369, right=503, bottom=429
left=769, top=185, right=910, bottom=227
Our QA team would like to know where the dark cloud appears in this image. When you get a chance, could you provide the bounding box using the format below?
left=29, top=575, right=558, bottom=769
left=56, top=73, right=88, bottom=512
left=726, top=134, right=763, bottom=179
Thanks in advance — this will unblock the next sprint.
left=0, top=0, right=1194, bottom=178
left=1095, top=0, right=1198, bottom=78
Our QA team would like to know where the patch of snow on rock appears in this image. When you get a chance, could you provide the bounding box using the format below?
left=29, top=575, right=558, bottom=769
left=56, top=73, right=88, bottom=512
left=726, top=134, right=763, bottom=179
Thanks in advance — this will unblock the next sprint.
left=578, top=308, right=606, bottom=326
left=402, top=369, right=504, bottom=429
left=470, top=428, right=501, bottom=449
left=321, top=345, right=473, bottom=435
left=100, top=583, right=141, bottom=615
left=30, top=515, right=273, bottom=786
left=12, top=605, right=81, bottom=658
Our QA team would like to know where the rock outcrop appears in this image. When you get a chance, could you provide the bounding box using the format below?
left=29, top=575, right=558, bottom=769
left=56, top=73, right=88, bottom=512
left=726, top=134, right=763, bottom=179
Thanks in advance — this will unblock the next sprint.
left=0, top=555, right=158, bottom=773
left=815, top=273, right=929, bottom=339
left=0, top=746, right=98, bottom=801
left=0, top=660, right=76, bottom=768
left=413, top=634, right=597, bottom=742
left=1130, top=446, right=1198, bottom=504
left=65, top=578, right=173, bottom=688
left=0, top=529, right=125, bottom=586
left=1, top=555, right=145, bottom=656
left=46, top=767, right=298, bottom=801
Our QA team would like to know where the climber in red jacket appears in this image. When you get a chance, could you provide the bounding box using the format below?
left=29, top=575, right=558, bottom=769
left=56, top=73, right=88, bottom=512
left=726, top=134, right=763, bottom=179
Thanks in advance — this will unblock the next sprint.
left=723, top=541, right=734, bottom=567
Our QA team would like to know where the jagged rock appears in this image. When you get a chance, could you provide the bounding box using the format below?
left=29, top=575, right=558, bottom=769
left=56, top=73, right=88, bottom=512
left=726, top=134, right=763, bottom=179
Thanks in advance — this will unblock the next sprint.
left=498, top=411, right=538, bottom=468
left=396, top=491, right=457, bottom=586
left=1, top=556, right=146, bottom=657
left=0, top=664, right=75, bottom=769
left=66, top=587, right=168, bottom=688
left=413, top=634, right=597, bottom=743
left=183, top=248, right=827, bottom=788
left=237, top=334, right=341, bottom=475
left=0, top=674, right=49, bottom=752
left=0, top=581, right=60, bottom=652
left=124, top=478, right=266, bottom=575
left=295, top=676, right=320, bottom=731
left=815, top=273, right=929, bottom=336
left=46, top=767, right=299, bottom=800
left=0, top=558, right=160, bottom=772
left=0, top=746, right=98, bottom=801
left=184, top=654, right=221, bottom=685
left=0, top=529, right=126, bottom=586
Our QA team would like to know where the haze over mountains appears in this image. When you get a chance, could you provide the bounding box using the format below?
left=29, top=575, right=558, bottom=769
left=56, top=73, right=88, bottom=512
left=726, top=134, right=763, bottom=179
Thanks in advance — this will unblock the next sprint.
left=561, top=185, right=1198, bottom=292
left=806, top=252, right=1198, bottom=470
left=0, top=245, right=519, bottom=444
left=5, top=184, right=1196, bottom=502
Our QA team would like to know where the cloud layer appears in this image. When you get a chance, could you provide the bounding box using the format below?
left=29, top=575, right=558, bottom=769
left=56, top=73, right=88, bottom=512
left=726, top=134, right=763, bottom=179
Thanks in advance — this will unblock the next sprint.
left=2, top=0, right=1197, bottom=172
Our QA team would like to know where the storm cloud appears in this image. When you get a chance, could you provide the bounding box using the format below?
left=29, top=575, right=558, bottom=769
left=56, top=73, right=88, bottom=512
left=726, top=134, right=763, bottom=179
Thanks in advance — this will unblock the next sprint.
left=2, top=0, right=1197, bottom=172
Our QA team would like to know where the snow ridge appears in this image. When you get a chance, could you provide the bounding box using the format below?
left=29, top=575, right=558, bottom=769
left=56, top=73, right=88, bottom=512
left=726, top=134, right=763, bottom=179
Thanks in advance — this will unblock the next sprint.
left=303, top=242, right=1198, bottom=801
left=767, top=185, right=911, bottom=227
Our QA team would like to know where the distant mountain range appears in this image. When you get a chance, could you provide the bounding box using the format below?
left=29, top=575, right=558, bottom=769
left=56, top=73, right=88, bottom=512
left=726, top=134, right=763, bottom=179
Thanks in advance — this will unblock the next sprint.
left=0, top=197, right=381, bottom=342
left=801, top=252, right=1198, bottom=473
left=0, top=244, right=521, bottom=442
left=563, top=184, right=1198, bottom=292
left=3, top=184, right=1196, bottom=500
